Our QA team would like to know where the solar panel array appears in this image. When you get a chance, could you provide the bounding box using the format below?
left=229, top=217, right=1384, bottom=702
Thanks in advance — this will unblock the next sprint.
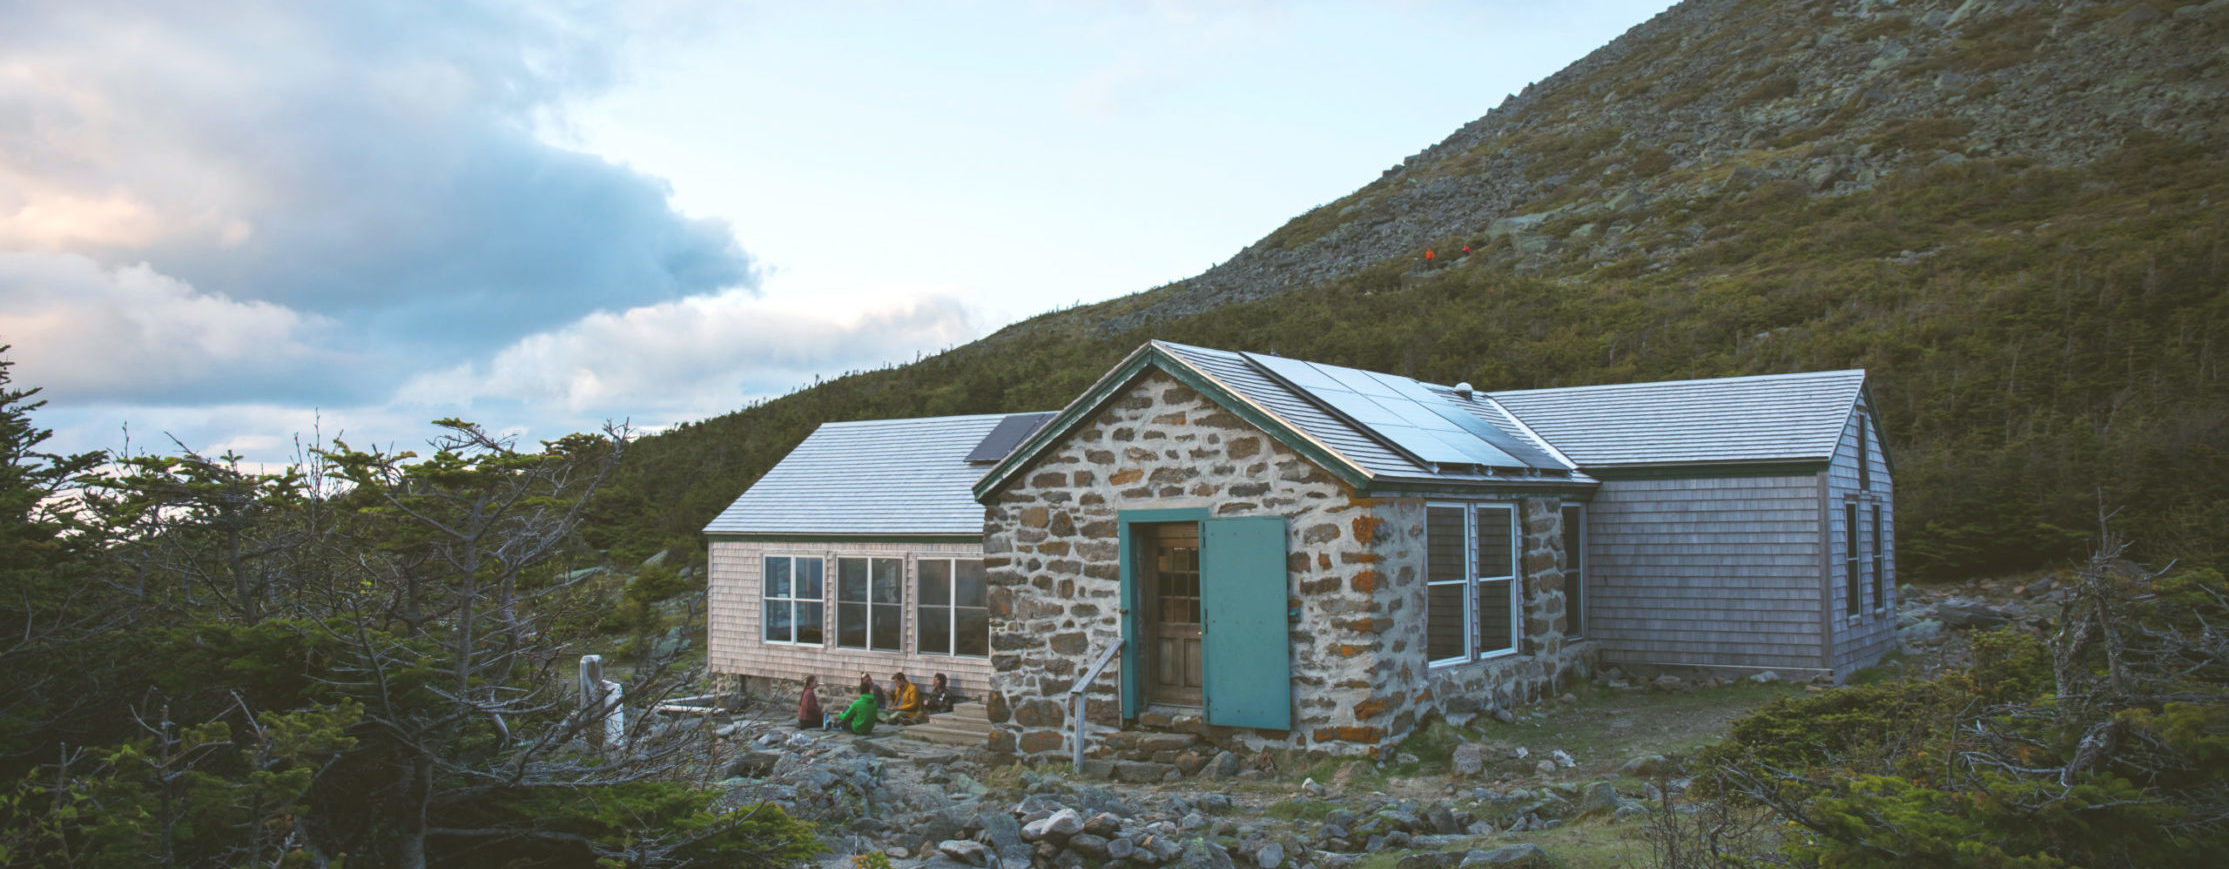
left=1240, top=352, right=1561, bottom=472
left=965, top=411, right=1058, bottom=464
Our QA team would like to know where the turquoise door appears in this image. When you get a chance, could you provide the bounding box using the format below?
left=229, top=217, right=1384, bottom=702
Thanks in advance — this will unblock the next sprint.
left=1200, top=516, right=1292, bottom=730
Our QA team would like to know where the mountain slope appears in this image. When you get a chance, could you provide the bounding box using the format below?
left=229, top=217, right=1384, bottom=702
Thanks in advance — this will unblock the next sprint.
left=593, top=0, right=2229, bottom=579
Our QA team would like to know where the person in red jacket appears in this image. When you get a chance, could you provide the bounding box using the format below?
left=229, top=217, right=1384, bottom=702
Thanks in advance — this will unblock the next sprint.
left=796, top=674, right=824, bottom=729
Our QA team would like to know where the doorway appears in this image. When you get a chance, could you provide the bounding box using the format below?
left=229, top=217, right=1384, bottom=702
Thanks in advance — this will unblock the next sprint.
left=1138, top=522, right=1202, bottom=707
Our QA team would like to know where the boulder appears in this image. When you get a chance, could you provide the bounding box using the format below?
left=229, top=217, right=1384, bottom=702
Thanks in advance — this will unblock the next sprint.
left=1533, top=760, right=1557, bottom=776
left=1936, top=599, right=2009, bottom=629
left=729, top=751, right=780, bottom=779
left=1617, top=754, right=1672, bottom=777
left=1551, top=750, right=1576, bottom=768
left=1023, top=808, right=1083, bottom=842
left=1068, top=834, right=1113, bottom=859
left=939, top=840, right=990, bottom=867
left=1255, top=841, right=1286, bottom=868
left=1451, top=743, right=1486, bottom=776
left=1396, top=851, right=1464, bottom=869
left=1461, top=844, right=1550, bottom=867
left=1747, top=671, right=1780, bottom=684
left=1577, top=782, right=1621, bottom=815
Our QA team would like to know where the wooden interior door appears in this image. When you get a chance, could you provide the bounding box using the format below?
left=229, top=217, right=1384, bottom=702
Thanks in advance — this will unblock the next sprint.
left=1139, top=523, right=1203, bottom=707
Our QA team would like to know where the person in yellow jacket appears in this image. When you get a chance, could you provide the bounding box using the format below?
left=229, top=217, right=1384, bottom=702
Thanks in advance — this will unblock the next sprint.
left=887, top=672, right=926, bottom=724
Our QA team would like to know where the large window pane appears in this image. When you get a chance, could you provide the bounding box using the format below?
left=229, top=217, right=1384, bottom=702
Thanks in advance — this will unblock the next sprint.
left=1427, top=507, right=1467, bottom=583
left=763, top=557, right=790, bottom=598
left=1477, top=578, right=1515, bottom=655
left=871, top=603, right=902, bottom=651
left=1845, top=503, right=1862, bottom=616
left=1870, top=504, right=1886, bottom=611
left=1427, top=582, right=1466, bottom=662
left=1475, top=506, right=1514, bottom=579
left=871, top=559, right=901, bottom=603
left=764, top=599, right=793, bottom=642
left=955, top=559, right=987, bottom=608
left=796, top=601, right=823, bottom=645
left=919, top=559, right=951, bottom=607
left=797, top=559, right=823, bottom=600
left=838, top=559, right=868, bottom=603
left=955, top=607, right=989, bottom=656
left=836, top=602, right=867, bottom=648
left=919, top=605, right=952, bottom=656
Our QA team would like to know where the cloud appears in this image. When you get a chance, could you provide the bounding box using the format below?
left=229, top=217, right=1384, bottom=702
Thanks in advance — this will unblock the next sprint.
left=0, top=252, right=343, bottom=404
left=397, top=288, right=980, bottom=425
left=0, top=1, right=754, bottom=361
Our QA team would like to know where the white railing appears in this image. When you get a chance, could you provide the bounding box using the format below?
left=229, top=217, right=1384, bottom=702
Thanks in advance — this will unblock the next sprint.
left=1069, top=639, right=1124, bottom=772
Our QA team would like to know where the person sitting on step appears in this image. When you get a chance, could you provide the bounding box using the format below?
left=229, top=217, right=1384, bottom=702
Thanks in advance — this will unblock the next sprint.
left=887, top=672, right=926, bottom=724
left=796, top=674, right=823, bottom=730
left=925, top=673, right=958, bottom=714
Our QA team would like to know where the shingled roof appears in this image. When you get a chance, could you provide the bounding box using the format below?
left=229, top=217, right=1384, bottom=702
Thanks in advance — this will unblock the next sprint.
left=1489, top=369, right=1870, bottom=470
left=703, top=412, right=1051, bottom=537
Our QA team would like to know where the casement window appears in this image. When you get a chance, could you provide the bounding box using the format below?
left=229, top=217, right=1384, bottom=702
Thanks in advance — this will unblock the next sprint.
left=1870, top=504, right=1886, bottom=612
left=1426, top=502, right=1521, bottom=667
left=917, top=558, right=989, bottom=657
left=1845, top=502, right=1863, bottom=617
left=1561, top=503, right=1586, bottom=637
left=762, top=555, right=824, bottom=645
left=836, top=557, right=903, bottom=651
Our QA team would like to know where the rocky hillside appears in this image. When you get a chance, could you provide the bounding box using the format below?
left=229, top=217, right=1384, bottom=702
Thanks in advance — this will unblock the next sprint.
left=1097, top=0, right=2229, bottom=328
left=594, top=0, right=2229, bottom=580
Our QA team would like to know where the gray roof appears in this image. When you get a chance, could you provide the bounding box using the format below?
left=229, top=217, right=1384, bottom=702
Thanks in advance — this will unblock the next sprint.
left=704, top=412, right=1049, bottom=536
left=1488, top=369, right=1867, bottom=468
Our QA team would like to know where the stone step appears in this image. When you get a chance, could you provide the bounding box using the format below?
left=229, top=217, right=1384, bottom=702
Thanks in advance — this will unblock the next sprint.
left=900, top=705, right=993, bottom=746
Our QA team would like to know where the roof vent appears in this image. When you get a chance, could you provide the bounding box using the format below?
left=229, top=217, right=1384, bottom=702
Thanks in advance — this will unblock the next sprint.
left=1453, top=382, right=1474, bottom=398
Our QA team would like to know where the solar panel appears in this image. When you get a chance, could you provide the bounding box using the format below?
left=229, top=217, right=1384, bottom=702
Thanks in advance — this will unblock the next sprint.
left=965, top=412, right=1057, bottom=464
left=1242, top=353, right=1559, bottom=472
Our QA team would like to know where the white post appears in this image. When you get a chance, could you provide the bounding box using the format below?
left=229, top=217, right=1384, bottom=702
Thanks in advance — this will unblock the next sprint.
left=602, top=679, right=626, bottom=748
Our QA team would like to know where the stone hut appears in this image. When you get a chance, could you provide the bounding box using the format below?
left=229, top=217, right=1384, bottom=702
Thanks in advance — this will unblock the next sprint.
left=706, top=340, right=1896, bottom=760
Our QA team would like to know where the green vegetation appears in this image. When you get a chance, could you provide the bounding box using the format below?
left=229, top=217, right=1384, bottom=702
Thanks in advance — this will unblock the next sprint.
left=1698, top=541, right=2229, bottom=866
left=0, top=356, right=813, bottom=868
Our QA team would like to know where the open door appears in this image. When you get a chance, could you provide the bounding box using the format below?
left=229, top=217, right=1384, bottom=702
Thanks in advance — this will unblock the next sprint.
left=1200, top=516, right=1291, bottom=730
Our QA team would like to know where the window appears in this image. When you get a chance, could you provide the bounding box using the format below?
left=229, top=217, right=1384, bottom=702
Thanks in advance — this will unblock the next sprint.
left=1426, top=502, right=1521, bottom=667
left=1426, top=507, right=1468, bottom=664
left=836, top=557, right=903, bottom=651
left=1561, top=503, right=1585, bottom=636
left=1857, top=411, right=1871, bottom=491
left=1845, top=503, right=1863, bottom=618
left=1870, top=504, right=1886, bottom=612
left=918, top=558, right=989, bottom=657
left=762, top=555, right=823, bottom=645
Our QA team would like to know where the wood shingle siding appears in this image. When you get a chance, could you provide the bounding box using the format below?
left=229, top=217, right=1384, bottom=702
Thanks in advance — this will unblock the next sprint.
left=1826, top=396, right=1897, bottom=677
left=708, top=539, right=997, bottom=697
left=1584, top=474, right=1829, bottom=673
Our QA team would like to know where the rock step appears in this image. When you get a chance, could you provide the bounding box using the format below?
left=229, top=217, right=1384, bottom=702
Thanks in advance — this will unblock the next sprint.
left=901, top=704, right=993, bottom=746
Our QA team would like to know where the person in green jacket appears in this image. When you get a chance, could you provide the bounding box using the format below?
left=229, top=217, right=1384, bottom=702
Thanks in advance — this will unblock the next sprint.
left=833, top=686, right=878, bottom=735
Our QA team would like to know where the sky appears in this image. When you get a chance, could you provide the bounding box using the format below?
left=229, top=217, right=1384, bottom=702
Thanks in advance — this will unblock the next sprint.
left=0, top=0, right=1671, bottom=463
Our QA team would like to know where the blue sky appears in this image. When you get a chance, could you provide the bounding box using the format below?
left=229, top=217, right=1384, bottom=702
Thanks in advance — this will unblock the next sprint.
left=0, top=0, right=1669, bottom=462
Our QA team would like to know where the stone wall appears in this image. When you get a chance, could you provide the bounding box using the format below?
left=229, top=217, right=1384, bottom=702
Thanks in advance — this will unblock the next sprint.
left=982, top=368, right=1593, bottom=760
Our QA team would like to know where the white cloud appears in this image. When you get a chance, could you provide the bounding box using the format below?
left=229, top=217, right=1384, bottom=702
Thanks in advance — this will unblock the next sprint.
left=0, top=252, right=336, bottom=404
left=397, top=286, right=980, bottom=423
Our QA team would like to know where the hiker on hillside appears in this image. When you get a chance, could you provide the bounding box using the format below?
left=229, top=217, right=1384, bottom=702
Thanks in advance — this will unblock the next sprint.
left=833, top=682, right=878, bottom=735
left=796, top=674, right=824, bottom=729
left=925, top=673, right=958, bottom=714
left=1424, top=248, right=1436, bottom=266
left=888, top=672, right=925, bottom=724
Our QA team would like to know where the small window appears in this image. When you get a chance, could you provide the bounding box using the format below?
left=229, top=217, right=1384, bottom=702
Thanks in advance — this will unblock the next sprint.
left=1845, top=503, right=1862, bottom=618
left=837, top=557, right=903, bottom=651
left=1561, top=503, right=1585, bottom=636
left=762, top=555, right=824, bottom=645
left=918, top=558, right=989, bottom=657
left=1870, top=504, right=1886, bottom=611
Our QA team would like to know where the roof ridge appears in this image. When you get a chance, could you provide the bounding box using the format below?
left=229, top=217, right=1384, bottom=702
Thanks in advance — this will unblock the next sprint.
left=817, top=411, right=1051, bottom=428
left=1489, top=368, right=1865, bottom=398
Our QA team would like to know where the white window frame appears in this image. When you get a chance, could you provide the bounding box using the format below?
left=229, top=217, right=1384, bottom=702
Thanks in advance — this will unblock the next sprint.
left=1870, top=502, right=1888, bottom=615
left=1425, top=504, right=1472, bottom=668
left=916, top=557, right=990, bottom=658
left=1427, top=501, right=1523, bottom=668
left=760, top=554, right=824, bottom=646
left=835, top=556, right=905, bottom=652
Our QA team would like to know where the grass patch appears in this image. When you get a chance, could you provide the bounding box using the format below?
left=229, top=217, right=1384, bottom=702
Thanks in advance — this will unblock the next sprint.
left=1264, top=797, right=1338, bottom=822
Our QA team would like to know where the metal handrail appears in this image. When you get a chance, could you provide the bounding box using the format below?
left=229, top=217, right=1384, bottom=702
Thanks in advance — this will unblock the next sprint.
left=1068, top=639, right=1124, bottom=771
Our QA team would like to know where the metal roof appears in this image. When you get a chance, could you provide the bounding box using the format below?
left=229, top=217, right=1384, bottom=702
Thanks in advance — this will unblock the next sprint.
left=1488, top=369, right=1867, bottom=468
left=704, top=412, right=1049, bottom=536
